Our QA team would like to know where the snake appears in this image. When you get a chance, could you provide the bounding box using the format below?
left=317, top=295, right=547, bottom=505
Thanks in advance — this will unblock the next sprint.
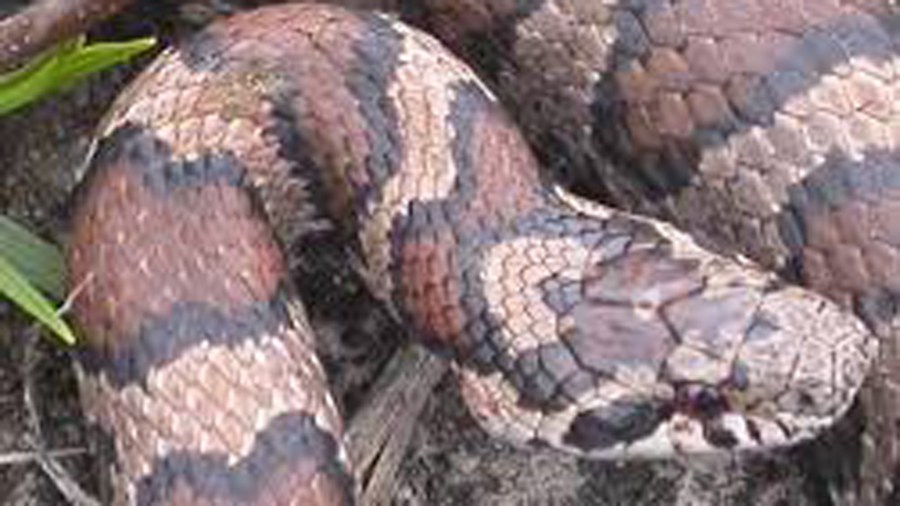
left=34, top=0, right=897, bottom=503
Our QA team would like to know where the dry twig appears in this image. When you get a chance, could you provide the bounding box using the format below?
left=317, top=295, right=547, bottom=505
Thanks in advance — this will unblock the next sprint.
left=19, top=327, right=100, bottom=506
left=346, top=345, right=449, bottom=505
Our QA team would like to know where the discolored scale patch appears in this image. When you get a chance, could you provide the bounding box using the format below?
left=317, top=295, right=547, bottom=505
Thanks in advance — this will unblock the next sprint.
left=665, top=284, right=761, bottom=351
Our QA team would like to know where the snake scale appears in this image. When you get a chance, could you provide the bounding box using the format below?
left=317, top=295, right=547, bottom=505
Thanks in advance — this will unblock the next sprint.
left=5, top=0, right=894, bottom=503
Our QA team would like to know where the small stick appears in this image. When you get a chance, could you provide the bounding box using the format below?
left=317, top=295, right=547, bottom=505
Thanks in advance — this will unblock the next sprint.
left=20, top=327, right=101, bottom=506
left=0, top=446, right=88, bottom=466
left=345, top=344, right=450, bottom=505
left=26, top=438, right=102, bottom=506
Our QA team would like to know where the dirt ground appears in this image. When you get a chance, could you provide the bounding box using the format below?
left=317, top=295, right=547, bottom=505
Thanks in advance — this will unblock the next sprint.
left=0, top=3, right=883, bottom=505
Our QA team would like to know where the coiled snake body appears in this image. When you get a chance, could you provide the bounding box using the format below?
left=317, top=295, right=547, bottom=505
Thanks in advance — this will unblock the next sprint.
left=62, top=1, right=898, bottom=504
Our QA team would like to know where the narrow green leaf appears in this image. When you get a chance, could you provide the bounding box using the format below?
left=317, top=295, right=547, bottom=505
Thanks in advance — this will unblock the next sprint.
left=0, top=36, right=156, bottom=115
left=55, top=37, right=156, bottom=87
left=0, top=36, right=156, bottom=346
left=0, top=37, right=84, bottom=114
left=0, top=38, right=81, bottom=89
left=0, top=216, right=65, bottom=299
left=0, top=254, right=75, bottom=345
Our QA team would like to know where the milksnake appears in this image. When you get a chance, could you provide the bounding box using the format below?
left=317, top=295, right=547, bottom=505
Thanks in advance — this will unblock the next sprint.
left=22, top=0, right=895, bottom=503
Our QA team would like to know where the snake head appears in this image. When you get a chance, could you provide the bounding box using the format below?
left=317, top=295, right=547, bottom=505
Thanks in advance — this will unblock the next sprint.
left=459, top=190, right=878, bottom=457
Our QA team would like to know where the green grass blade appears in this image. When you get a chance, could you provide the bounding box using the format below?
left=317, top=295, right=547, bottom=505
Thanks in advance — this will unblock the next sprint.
left=0, top=254, right=75, bottom=345
left=0, top=35, right=156, bottom=345
left=0, top=36, right=156, bottom=115
left=0, top=37, right=84, bottom=114
left=57, top=37, right=156, bottom=86
left=0, top=38, right=81, bottom=89
left=0, top=216, right=65, bottom=299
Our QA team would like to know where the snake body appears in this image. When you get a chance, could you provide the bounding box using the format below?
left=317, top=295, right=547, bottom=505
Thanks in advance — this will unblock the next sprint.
left=63, top=1, right=890, bottom=504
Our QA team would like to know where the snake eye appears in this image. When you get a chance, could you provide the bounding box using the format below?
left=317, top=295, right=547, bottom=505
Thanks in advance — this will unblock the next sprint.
left=673, top=383, right=729, bottom=420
